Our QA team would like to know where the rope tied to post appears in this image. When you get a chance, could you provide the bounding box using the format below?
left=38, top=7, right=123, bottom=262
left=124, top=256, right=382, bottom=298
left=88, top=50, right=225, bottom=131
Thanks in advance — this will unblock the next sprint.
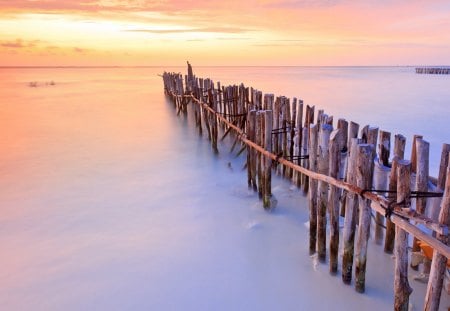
left=290, top=155, right=310, bottom=160
left=275, top=152, right=283, bottom=162
left=357, top=188, right=443, bottom=220
left=216, top=112, right=247, bottom=118
left=359, top=189, right=443, bottom=199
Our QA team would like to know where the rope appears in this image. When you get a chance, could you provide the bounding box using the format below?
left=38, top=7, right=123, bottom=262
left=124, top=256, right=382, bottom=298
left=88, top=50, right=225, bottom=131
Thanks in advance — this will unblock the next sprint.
left=371, top=211, right=387, bottom=229
left=290, top=155, right=310, bottom=160
left=275, top=152, right=283, bottom=162
left=272, top=127, right=291, bottom=134
left=216, top=112, right=247, bottom=118
left=360, top=189, right=443, bottom=199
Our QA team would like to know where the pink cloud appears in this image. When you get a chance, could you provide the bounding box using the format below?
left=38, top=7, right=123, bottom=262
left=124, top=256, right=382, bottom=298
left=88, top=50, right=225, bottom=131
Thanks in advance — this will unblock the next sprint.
left=0, top=39, right=39, bottom=48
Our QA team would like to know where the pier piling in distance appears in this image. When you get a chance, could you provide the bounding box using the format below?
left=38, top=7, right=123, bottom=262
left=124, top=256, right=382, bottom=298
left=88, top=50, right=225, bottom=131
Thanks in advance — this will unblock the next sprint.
left=416, top=67, right=450, bottom=74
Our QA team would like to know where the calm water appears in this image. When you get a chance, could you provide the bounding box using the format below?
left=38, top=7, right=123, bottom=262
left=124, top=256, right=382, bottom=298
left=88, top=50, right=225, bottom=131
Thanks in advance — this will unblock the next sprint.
left=0, top=66, right=448, bottom=310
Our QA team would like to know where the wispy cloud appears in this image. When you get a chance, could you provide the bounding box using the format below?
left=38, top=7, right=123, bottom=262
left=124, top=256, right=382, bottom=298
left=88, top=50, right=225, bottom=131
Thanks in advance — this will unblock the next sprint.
left=0, top=38, right=39, bottom=48
left=124, top=26, right=253, bottom=34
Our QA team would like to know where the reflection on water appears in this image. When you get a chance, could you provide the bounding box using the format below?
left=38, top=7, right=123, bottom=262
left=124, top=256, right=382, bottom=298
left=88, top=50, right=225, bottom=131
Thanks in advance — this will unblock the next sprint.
left=0, top=67, right=448, bottom=310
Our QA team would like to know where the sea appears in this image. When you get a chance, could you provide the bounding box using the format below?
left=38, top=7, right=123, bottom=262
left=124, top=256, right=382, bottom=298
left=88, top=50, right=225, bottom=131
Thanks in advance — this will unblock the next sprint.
left=0, top=66, right=449, bottom=310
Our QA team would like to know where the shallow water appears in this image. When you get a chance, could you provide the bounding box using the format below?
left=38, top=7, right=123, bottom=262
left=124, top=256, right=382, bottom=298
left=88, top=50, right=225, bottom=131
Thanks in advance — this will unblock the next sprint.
left=0, top=67, right=448, bottom=310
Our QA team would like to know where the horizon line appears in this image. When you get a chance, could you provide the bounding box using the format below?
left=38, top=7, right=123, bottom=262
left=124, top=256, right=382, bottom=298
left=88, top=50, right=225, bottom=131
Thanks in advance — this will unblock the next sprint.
left=2, top=65, right=449, bottom=69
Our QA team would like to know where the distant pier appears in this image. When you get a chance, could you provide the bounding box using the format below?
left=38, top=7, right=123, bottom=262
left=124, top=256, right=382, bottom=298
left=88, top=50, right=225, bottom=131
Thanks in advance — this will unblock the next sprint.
left=416, top=67, right=450, bottom=74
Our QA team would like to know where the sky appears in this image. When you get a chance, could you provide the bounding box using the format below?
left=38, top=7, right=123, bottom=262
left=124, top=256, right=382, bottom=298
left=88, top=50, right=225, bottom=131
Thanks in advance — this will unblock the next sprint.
left=1, top=0, right=450, bottom=66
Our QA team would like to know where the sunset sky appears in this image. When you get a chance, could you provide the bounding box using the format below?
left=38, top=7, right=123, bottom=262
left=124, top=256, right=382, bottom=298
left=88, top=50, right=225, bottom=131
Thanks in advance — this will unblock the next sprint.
left=1, top=0, right=450, bottom=66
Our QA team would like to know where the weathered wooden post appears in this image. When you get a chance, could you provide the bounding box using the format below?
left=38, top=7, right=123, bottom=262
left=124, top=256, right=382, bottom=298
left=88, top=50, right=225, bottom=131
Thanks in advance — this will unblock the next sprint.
left=385, top=134, right=406, bottom=253
left=410, top=135, right=423, bottom=174
left=429, top=143, right=450, bottom=221
left=301, top=127, right=309, bottom=193
left=367, top=126, right=379, bottom=146
left=424, top=161, right=450, bottom=311
left=302, top=105, right=315, bottom=193
left=393, top=160, right=413, bottom=310
left=337, top=119, right=348, bottom=220
left=329, top=129, right=342, bottom=274
left=256, top=112, right=263, bottom=198
left=291, top=97, right=297, bottom=179
left=317, top=109, right=324, bottom=125
left=217, top=82, right=222, bottom=116
left=273, top=97, right=281, bottom=160
left=342, top=138, right=363, bottom=284
left=295, top=100, right=304, bottom=187
left=202, top=91, right=212, bottom=142
left=282, top=97, right=291, bottom=177
left=247, top=110, right=257, bottom=191
left=337, top=119, right=349, bottom=178
left=317, top=123, right=333, bottom=262
left=309, top=124, right=319, bottom=254
left=341, top=121, right=359, bottom=217
left=411, top=138, right=430, bottom=269
left=374, top=130, right=391, bottom=244
left=209, top=88, right=219, bottom=154
left=263, top=110, right=274, bottom=210
left=354, top=144, right=375, bottom=293
left=264, top=94, right=274, bottom=111
left=438, top=144, right=450, bottom=190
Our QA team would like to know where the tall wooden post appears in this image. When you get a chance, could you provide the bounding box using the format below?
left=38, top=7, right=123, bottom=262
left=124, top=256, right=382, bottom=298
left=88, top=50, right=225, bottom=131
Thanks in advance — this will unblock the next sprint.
left=308, top=124, right=319, bottom=255
left=317, top=124, right=333, bottom=262
left=247, top=110, right=257, bottom=191
left=302, top=105, right=315, bottom=192
left=354, top=144, right=375, bottom=293
left=329, top=129, right=342, bottom=274
left=424, top=162, right=450, bottom=311
left=374, top=130, right=391, bottom=244
left=385, top=134, right=406, bottom=253
left=342, top=138, right=363, bottom=284
left=273, top=97, right=280, bottom=159
left=341, top=121, right=359, bottom=217
left=296, top=100, right=304, bottom=187
left=256, top=112, right=263, bottom=198
left=263, top=110, right=274, bottom=210
left=209, top=88, right=219, bottom=154
left=291, top=97, right=297, bottom=182
left=301, top=127, right=309, bottom=194
left=410, top=135, right=423, bottom=174
left=411, top=138, right=430, bottom=269
left=394, top=160, right=413, bottom=311
left=438, top=144, right=450, bottom=191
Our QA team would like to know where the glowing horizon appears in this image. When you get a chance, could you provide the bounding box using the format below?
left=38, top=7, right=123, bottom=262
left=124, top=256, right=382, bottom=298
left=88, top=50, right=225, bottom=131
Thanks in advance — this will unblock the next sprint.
left=1, top=0, right=450, bottom=66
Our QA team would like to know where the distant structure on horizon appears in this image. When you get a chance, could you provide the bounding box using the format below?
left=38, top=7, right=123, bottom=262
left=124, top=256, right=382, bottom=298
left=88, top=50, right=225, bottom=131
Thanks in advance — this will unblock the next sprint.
left=415, top=67, right=450, bottom=74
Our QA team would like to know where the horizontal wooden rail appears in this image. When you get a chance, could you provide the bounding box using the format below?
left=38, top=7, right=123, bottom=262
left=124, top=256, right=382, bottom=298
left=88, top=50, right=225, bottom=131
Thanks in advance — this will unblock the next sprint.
left=168, top=91, right=450, bottom=259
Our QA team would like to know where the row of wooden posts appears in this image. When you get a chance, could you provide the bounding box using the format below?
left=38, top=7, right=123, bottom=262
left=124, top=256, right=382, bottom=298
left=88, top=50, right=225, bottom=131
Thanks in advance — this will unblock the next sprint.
left=162, top=63, right=450, bottom=311
left=416, top=67, right=450, bottom=75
